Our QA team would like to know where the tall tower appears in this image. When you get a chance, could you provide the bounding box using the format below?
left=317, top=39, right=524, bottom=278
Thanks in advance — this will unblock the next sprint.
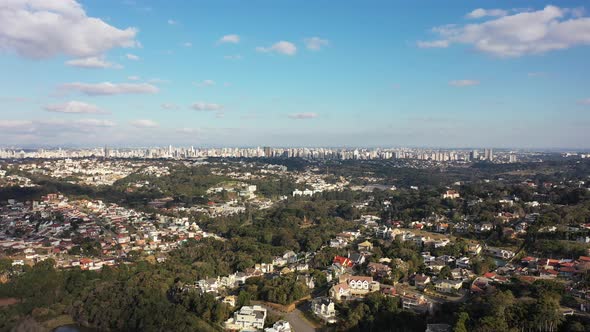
left=104, top=145, right=109, bottom=159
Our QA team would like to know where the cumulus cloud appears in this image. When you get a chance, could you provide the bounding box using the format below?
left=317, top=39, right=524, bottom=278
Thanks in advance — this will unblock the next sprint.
left=417, top=40, right=450, bottom=48
left=577, top=98, right=590, bottom=105
left=0, top=120, right=33, bottom=130
left=65, top=56, right=121, bottom=69
left=130, top=119, right=158, bottom=128
left=191, top=102, right=223, bottom=111
left=127, top=75, right=140, bottom=81
left=195, top=80, right=215, bottom=87
left=420, top=6, right=590, bottom=57
left=0, top=118, right=114, bottom=135
left=304, top=37, right=329, bottom=50
left=161, top=103, right=179, bottom=110
left=256, top=41, right=297, bottom=55
left=0, top=0, right=139, bottom=59
left=449, top=80, right=480, bottom=87
left=74, top=119, right=115, bottom=127
left=223, top=54, right=243, bottom=60
left=60, top=82, right=159, bottom=96
left=466, top=8, right=509, bottom=19
left=44, top=101, right=105, bottom=114
left=126, top=53, right=140, bottom=60
left=218, top=34, right=240, bottom=44
left=288, top=112, right=318, bottom=119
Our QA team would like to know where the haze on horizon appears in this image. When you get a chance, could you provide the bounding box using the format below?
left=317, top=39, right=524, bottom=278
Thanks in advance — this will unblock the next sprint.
left=1, top=0, right=590, bottom=149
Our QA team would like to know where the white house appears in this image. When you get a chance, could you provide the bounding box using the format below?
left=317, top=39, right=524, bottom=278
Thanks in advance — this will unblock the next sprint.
left=224, top=305, right=267, bottom=330
left=311, top=297, right=337, bottom=323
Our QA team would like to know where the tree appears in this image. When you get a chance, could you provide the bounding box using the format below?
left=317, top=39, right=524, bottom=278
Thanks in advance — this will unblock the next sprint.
left=453, top=311, right=469, bottom=332
left=439, top=265, right=452, bottom=280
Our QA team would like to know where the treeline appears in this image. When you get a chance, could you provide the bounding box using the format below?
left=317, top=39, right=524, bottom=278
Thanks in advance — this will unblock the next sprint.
left=242, top=275, right=310, bottom=305
left=0, top=259, right=217, bottom=331
left=452, top=279, right=588, bottom=332
left=201, top=199, right=358, bottom=253
left=334, top=292, right=426, bottom=331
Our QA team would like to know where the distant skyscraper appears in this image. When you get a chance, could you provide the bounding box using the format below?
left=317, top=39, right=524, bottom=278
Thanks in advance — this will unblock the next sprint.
left=263, top=146, right=272, bottom=157
left=470, top=149, right=479, bottom=161
left=484, top=148, right=493, bottom=161
left=509, top=154, right=517, bottom=163
left=104, top=145, right=109, bottom=158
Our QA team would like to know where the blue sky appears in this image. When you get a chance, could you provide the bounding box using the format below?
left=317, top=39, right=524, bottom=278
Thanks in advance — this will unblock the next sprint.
left=1, top=0, right=590, bottom=149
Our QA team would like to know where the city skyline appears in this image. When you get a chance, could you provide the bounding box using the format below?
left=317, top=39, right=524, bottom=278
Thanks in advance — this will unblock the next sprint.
left=1, top=1, right=590, bottom=148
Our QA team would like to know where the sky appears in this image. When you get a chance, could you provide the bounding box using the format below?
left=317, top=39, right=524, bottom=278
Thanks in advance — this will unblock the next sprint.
left=1, top=0, right=590, bottom=149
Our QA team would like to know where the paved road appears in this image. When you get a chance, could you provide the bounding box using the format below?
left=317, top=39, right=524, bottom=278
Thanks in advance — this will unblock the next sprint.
left=261, top=304, right=317, bottom=332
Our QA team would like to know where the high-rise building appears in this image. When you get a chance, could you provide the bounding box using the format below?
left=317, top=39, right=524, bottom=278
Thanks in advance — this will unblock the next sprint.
left=484, top=148, right=493, bottom=161
left=263, top=146, right=272, bottom=157
left=509, top=154, right=517, bottom=163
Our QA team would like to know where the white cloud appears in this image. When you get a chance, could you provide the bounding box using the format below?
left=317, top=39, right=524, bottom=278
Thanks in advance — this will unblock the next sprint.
left=66, top=56, right=121, bottom=69
left=218, top=34, right=240, bottom=44
left=449, top=80, right=480, bottom=87
left=417, top=40, right=450, bottom=48
left=256, top=41, right=297, bottom=55
left=223, top=54, right=243, bottom=60
left=420, top=6, right=590, bottom=57
left=60, top=82, right=159, bottom=96
left=466, top=8, right=509, bottom=19
left=126, top=53, right=140, bottom=60
left=127, top=75, right=140, bottom=81
left=74, top=119, right=115, bottom=127
left=44, top=101, right=105, bottom=114
left=304, top=37, right=329, bottom=50
left=177, top=127, right=200, bottom=134
left=577, top=98, right=590, bottom=105
left=191, top=102, right=223, bottom=111
left=168, top=19, right=177, bottom=25
left=0, top=120, right=33, bottom=130
left=0, top=118, right=114, bottom=134
left=183, top=42, right=192, bottom=47
left=288, top=112, right=318, bottom=119
left=0, top=0, right=139, bottom=59
left=161, top=103, right=179, bottom=110
left=130, top=119, right=159, bottom=128
left=195, top=80, right=215, bottom=87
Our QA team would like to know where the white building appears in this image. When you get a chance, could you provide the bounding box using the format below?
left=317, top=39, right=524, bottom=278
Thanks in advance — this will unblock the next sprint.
left=225, top=305, right=267, bottom=330
left=311, top=297, right=337, bottom=323
left=264, top=320, right=291, bottom=332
